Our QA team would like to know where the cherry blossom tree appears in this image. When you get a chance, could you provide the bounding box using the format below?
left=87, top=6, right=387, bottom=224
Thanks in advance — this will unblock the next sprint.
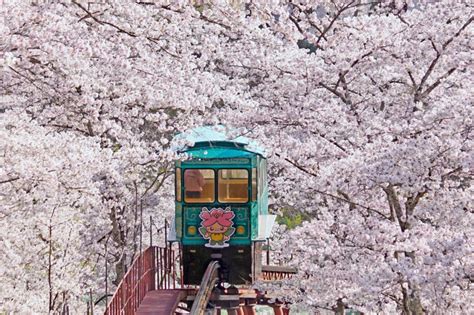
left=1, top=0, right=472, bottom=314
left=214, top=1, right=472, bottom=314
left=0, top=113, right=111, bottom=312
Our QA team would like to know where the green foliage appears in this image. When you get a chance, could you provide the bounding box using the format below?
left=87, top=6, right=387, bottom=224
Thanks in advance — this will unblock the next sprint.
left=112, top=143, right=121, bottom=152
left=276, top=211, right=310, bottom=230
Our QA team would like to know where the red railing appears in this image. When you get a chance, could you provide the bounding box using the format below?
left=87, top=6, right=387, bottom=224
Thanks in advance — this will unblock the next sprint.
left=261, top=265, right=297, bottom=281
left=154, top=246, right=179, bottom=290
left=104, top=246, right=180, bottom=315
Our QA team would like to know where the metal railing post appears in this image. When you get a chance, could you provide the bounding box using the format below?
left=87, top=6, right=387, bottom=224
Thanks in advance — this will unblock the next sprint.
left=89, top=289, right=94, bottom=315
left=105, top=241, right=108, bottom=308
left=149, top=216, right=153, bottom=248
left=266, top=239, right=270, bottom=265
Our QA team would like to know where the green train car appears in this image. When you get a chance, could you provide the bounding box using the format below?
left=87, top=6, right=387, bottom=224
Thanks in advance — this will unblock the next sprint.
left=172, top=127, right=275, bottom=285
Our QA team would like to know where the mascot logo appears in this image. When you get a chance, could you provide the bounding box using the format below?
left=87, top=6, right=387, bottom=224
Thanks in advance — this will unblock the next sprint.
left=199, top=207, right=235, bottom=248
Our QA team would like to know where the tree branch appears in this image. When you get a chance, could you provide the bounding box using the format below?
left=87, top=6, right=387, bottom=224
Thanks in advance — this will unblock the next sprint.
left=316, top=1, right=356, bottom=46
left=276, top=153, right=391, bottom=220
left=383, top=184, right=408, bottom=231
left=8, top=66, right=54, bottom=97
left=405, top=191, right=427, bottom=217
left=419, top=67, right=456, bottom=99
left=310, top=129, right=348, bottom=154
left=160, top=4, right=231, bottom=29
left=289, top=15, right=305, bottom=35
left=415, top=15, right=472, bottom=101
left=319, top=82, right=348, bottom=104
left=72, top=0, right=137, bottom=37
left=275, top=153, right=318, bottom=177
left=0, top=176, right=20, bottom=184
left=407, top=69, right=417, bottom=87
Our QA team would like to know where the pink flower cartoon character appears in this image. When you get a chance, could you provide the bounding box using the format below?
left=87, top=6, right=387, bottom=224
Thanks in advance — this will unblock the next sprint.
left=199, top=207, right=236, bottom=248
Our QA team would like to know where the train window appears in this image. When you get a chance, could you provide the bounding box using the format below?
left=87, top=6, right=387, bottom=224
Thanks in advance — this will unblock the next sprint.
left=218, top=169, right=249, bottom=203
left=176, top=168, right=182, bottom=201
left=252, top=168, right=257, bottom=201
left=184, top=169, right=215, bottom=203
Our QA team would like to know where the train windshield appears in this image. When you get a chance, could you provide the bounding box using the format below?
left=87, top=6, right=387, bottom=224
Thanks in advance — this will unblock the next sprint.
left=218, top=169, right=248, bottom=203
left=184, top=169, right=215, bottom=203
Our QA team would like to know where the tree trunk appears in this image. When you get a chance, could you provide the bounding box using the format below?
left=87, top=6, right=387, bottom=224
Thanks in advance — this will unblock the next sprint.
left=113, top=253, right=127, bottom=286
left=109, top=205, right=128, bottom=285
left=335, top=298, right=345, bottom=315
left=402, top=286, right=423, bottom=315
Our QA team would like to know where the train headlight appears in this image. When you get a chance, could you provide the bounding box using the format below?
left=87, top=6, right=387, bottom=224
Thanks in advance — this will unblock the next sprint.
left=236, top=225, right=245, bottom=235
left=187, top=226, right=197, bottom=235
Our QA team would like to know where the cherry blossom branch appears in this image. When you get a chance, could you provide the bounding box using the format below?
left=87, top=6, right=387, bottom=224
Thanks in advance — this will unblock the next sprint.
left=72, top=0, right=137, bottom=37
left=405, top=191, right=427, bottom=218
left=316, top=1, right=357, bottom=46
left=159, top=4, right=231, bottom=30
left=73, top=1, right=184, bottom=59
left=141, top=166, right=169, bottom=197
left=414, top=15, right=472, bottom=101
left=289, top=1, right=371, bottom=50
left=43, top=123, right=90, bottom=136
left=310, top=129, right=348, bottom=154
left=289, top=16, right=304, bottom=36
left=442, top=16, right=473, bottom=50
left=320, top=51, right=373, bottom=106
left=407, top=70, right=417, bottom=87
left=0, top=177, right=20, bottom=184
left=8, top=66, right=54, bottom=97
left=441, top=166, right=463, bottom=181
left=275, top=153, right=319, bottom=177
left=276, top=153, right=391, bottom=220
left=308, top=20, right=327, bottom=42
left=419, top=67, right=456, bottom=100
left=319, top=82, right=348, bottom=103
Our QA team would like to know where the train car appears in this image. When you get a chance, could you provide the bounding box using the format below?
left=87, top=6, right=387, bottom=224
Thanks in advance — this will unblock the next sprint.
left=172, top=126, right=275, bottom=285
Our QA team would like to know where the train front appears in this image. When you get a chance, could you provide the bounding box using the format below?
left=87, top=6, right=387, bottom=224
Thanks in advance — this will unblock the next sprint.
left=171, top=127, right=274, bottom=285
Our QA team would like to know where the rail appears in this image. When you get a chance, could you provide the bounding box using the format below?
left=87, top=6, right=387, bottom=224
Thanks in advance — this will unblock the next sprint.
left=104, top=246, right=179, bottom=315
left=189, top=261, right=220, bottom=315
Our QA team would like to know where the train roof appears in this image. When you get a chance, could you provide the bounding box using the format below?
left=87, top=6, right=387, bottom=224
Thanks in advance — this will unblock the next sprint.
left=172, top=126, right=266, bottom=159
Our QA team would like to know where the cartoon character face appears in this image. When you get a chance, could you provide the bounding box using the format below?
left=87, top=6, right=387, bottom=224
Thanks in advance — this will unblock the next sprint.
left=208, top=222, right=227, bottom=233
left=198, top=207, right=236, bottom=248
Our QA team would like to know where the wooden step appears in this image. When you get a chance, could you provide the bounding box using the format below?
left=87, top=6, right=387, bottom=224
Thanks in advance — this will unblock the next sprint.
left=136, top=290, right=187, bottom=315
